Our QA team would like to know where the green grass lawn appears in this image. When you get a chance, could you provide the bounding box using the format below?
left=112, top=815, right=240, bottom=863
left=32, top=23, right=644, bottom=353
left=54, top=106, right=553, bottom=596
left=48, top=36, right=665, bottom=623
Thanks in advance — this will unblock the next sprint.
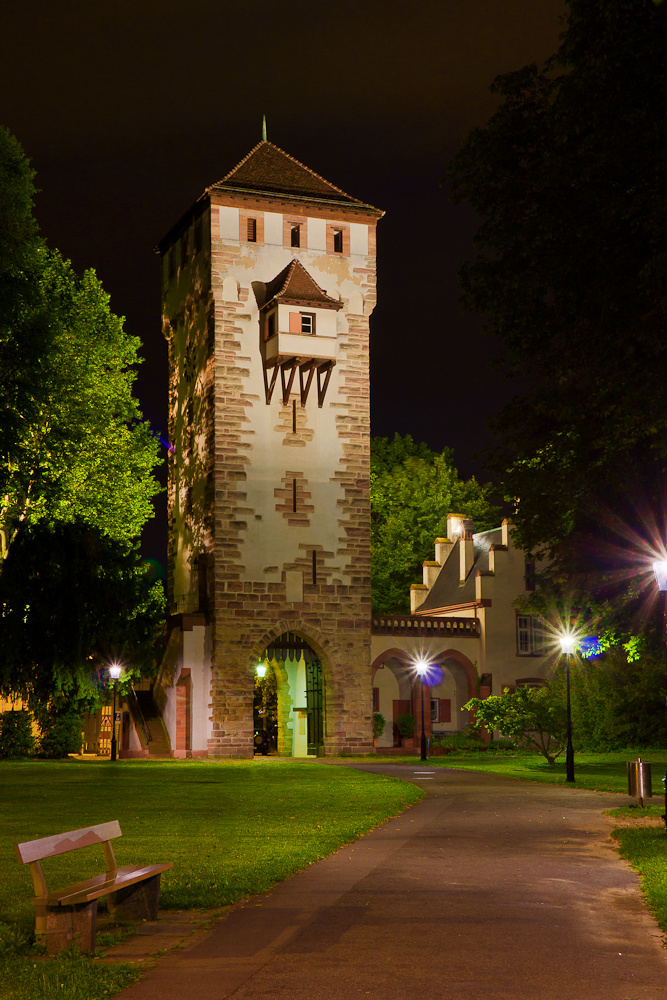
left=0, top=757, right=422, bottom=1000
left=379, top=748, right=667, bottom=794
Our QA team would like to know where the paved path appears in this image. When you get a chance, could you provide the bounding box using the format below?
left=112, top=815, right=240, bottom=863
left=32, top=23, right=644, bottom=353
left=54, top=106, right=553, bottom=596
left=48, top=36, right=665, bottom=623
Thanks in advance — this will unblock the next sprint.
left=117, top=764, right=667, bottom=1000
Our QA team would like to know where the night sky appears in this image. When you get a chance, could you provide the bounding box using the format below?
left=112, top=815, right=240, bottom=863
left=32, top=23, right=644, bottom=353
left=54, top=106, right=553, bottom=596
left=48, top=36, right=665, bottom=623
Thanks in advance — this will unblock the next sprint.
left=2, top=0, right=566, bottom=561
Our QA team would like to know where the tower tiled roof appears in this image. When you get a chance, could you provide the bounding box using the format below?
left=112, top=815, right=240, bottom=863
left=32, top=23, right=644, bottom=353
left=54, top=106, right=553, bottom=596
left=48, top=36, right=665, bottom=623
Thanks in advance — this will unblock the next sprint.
left=208, top=141, right=381, bottom=212
left=262, top=260, right=342, bottom=310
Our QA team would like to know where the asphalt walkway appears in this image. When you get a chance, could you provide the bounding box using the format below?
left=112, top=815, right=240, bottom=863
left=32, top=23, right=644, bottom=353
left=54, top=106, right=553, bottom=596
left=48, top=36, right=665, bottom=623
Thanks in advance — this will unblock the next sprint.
left=115, top=763, right=667, bottom=1000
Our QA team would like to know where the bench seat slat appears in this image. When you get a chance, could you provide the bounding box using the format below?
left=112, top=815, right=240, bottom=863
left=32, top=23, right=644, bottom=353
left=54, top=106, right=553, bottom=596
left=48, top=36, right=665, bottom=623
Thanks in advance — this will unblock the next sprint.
left=35, top=862, right=173, bottom=906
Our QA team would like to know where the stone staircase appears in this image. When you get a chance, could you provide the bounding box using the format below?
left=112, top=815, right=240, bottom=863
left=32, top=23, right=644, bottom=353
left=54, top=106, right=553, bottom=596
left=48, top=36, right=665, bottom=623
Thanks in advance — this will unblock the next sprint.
left=133, top=690, right=173, bottom=758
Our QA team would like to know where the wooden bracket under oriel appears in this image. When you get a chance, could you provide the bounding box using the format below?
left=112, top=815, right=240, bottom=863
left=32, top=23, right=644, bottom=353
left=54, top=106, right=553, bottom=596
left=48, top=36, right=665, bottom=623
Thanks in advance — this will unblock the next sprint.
left=263, top=359, right=335, bottom=408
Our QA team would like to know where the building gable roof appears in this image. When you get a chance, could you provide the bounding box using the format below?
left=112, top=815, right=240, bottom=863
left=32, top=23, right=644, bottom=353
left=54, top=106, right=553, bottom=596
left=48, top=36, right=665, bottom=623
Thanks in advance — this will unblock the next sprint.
left=208, top=140, right=382, bottom=213
left=261, top=259, right=342, bottom=311
left=418, top=528, right=503, bottom=613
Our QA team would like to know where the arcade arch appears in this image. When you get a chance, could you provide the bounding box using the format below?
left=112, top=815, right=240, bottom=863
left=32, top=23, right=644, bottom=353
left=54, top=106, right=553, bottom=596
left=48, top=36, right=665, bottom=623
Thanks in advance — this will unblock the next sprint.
left=371, top=647, right=477, bottom=748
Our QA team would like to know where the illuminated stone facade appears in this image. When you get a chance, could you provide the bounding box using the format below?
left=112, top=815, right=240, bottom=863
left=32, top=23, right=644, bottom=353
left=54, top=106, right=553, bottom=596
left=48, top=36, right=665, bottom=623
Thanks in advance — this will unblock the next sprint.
left=157, top=141, right=383, bottom=757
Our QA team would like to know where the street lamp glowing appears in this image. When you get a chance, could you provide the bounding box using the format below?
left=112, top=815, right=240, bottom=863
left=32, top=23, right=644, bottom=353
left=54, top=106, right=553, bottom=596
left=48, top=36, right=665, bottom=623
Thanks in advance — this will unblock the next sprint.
left=653, top=561, right=667, bottom=592
left=108, top=663, right=123, bottom=762
left=557, top=634, right=575, bottom=783
left=256, top=662, right=267, bottom=679
left=559, top=635, right=576, bottom=656
left=413, top=659, right=429, bottom=762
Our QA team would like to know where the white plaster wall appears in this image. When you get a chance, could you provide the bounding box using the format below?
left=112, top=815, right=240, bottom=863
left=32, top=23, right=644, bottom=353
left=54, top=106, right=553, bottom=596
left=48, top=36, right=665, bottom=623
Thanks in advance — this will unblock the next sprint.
left=127, top=718, right=143, bottom=751
left=161, top=624, right=212, bottom=755
left=184, top=624, right=212, bottom=752
left=430, top=669, right=459, bottom=732
left=372, top=663, right=399, bottom=747
left=350, top=223, right=368, bottom=256
left=220, top=206, right=239, bottom=240
left=309, top=217, right=326, bottom=250
left=214, top=233, right=367, bottom=584
left=162, top=675, right=177, bottom=750
left=264, top=212, right=283, bottom=244
left=479, top=547, right=551, bottom=692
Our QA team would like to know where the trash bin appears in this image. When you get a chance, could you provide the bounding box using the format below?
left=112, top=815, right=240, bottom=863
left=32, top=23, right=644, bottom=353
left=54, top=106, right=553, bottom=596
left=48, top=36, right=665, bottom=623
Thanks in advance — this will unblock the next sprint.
left=627, top=758, right=652, bottom=805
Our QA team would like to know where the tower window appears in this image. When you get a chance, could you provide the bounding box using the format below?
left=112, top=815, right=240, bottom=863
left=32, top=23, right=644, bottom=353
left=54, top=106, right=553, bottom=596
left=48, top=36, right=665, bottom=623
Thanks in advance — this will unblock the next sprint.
left=300, top=313, right=314, bottom=334
left=333, top=229, right=343, bottom=253
left=312, top=549, right=317, bottom=584
left=292, top=400, right=297, bottom=433
left=290, top=225, right=301, bottom=248
left=247, top=218, right=257, bottom=242
left=292, top=478, right=297, bottom=513
left=267, top=313, right=276, bottom=339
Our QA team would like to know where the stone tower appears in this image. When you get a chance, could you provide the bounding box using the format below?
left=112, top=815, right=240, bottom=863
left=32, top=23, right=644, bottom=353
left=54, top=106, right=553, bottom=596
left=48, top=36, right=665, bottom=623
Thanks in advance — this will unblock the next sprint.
left=157, top=140, right=383, bottom=757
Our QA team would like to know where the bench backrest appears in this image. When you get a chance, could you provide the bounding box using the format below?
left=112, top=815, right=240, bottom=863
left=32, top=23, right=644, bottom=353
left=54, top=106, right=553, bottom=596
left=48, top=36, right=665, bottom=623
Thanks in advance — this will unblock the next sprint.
left=15, top=821, right=122, bottom=865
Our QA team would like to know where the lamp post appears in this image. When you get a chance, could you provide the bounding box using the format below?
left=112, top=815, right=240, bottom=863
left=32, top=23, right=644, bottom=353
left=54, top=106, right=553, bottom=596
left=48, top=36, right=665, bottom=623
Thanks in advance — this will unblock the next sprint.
left=652, top=561, right=667, bottom=655
left=559, top=636, right=575, bottom=783
left=108, top=663, right=122, bottom=761
left=256, top=661, right=267, bottom=679
left=651, top=561, right=667, bottom=829
left=415, top=660, right=428, bottom=762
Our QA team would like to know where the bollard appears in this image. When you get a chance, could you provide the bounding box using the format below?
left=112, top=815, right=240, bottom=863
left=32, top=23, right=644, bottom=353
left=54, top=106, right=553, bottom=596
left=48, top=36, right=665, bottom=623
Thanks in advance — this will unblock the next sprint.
left=627, top=758, right=652, bottom=808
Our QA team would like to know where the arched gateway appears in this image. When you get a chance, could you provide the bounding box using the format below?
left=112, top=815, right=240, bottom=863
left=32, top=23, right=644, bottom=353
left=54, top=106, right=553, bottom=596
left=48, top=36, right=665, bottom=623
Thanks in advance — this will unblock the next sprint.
left=156, top=138, right=384, bottom=757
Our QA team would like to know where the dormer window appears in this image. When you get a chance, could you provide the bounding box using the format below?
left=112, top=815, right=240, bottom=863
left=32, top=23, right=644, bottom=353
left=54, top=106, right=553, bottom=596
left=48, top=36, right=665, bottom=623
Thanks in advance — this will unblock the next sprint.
left=290, top=225, right=301, bottom=248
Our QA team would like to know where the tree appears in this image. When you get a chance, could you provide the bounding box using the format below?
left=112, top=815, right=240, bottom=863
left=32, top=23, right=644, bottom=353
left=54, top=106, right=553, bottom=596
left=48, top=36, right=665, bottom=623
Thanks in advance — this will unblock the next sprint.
left=0, top=127, right=52, bottom=498
left=0, top=521, right=166, bottom=712
left=558, top=646, right=667, bottom=750
left=0, top=127, right=160, bottom=557
left=464, top=686, right=567, bottom=764
left=371, top=434, right=499, bottom=613
left=447, top=0, right=667, bottom=567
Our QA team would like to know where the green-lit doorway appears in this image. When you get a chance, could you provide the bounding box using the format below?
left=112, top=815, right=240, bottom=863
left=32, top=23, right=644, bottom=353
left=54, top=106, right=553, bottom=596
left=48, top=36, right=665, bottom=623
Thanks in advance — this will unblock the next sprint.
left=257, top=633, right=325, bottom=757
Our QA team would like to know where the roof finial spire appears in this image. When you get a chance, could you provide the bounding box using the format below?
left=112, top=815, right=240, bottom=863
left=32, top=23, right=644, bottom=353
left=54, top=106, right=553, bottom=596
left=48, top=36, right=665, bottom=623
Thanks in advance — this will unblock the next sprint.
left=262, top=115, right=267, bottom=142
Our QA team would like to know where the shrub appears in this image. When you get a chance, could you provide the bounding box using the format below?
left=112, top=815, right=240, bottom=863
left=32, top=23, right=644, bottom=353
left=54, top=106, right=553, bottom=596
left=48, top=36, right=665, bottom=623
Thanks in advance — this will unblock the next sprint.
left=36, top=711, right=83, bottom=758
left=373, top=713, right=386, bottom=739
left=464, top=686, right=566, bottom=764
left=0, top=710, right=35, bottom=759
left=396, top=714, right=415, bottom=738
left=431, top=731, right=486, bottom=753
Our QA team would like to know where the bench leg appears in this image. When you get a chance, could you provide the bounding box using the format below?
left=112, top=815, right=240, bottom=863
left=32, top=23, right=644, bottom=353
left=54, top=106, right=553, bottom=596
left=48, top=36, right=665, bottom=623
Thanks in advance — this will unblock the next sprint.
left=108, top=873, right=162, bottom=923
left=36, top=900, right=97, bottom=955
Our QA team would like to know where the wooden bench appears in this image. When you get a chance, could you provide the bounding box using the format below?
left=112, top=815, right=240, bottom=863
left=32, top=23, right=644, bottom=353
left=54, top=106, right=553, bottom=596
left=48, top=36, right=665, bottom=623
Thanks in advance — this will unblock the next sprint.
left=15, top=820, right=173, bottom=954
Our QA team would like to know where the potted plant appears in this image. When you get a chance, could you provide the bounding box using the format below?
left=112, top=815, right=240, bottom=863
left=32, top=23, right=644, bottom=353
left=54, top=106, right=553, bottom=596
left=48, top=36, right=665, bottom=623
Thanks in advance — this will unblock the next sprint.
left=372, top=712, right=386, bottom=748
left=396, top=714, right=416, bottom=749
